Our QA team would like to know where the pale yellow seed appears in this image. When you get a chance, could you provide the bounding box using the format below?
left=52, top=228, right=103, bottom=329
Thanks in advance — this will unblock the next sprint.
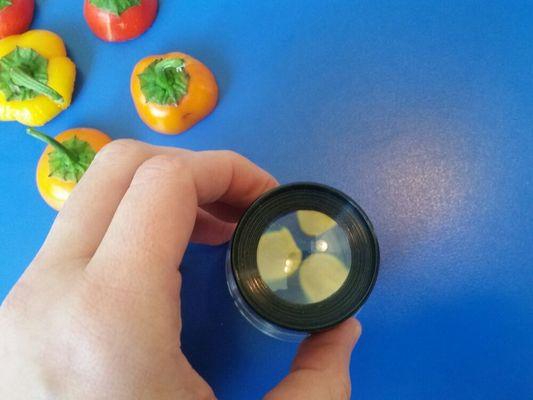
left=257, top=227, right=302, bottom=291
left=299, top=253, right=349, bottom=303
left=297, top=210, right=337, bottom=236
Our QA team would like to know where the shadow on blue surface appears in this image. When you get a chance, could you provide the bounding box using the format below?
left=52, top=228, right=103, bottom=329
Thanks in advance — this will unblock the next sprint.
left=180, top=244, right=297, bottom=398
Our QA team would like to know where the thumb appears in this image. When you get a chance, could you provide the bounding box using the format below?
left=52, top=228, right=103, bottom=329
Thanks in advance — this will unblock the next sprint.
left=264, top=318, right=362, bottom=400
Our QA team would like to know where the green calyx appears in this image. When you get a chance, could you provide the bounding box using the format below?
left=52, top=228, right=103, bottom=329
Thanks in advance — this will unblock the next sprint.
left=138, top=58, right=190, bottom=106
left=0, top=47, right=63, bottom=103
left=27, top=128, right=96, bottom=183
left=89, top=0, right=141, bottom=15
left=0, top=0, right=12, bottom=11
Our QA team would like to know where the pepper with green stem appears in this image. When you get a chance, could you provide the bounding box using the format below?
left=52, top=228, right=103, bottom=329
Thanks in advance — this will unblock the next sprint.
left=0, top=30, right=76, bottom=126
left=28, top=127, right=111, bottom=210
left=131, top=51, right=218, bottom=135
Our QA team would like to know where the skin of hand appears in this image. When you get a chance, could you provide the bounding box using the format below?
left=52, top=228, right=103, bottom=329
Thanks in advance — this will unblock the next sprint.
left=0, top=139, right=361, bottom=400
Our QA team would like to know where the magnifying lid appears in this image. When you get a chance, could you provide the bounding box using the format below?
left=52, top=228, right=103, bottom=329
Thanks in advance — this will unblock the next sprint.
left=226, top=183, right=379, bottom=341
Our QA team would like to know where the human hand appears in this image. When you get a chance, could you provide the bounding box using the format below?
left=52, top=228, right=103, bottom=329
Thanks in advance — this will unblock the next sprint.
left=0, top=140, right=361, bottom=399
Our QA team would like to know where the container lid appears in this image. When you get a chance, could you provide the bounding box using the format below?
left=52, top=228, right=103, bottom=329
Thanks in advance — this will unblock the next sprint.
left=230, top=183, right=379, bottom=332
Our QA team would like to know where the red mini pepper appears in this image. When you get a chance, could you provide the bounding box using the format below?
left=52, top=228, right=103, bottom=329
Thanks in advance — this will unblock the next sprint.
left=0, top=0, right=34, bottom=39
left=83, top=0, right=158, bottom=42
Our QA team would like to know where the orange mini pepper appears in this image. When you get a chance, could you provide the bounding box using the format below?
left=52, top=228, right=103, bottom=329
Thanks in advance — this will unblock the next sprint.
left=28, top=127, right=111, bottom=210
left=130, top=52, right=218, bottom=135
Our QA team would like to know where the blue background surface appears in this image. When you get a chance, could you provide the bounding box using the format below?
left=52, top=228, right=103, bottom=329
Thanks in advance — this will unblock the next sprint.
left=1, top=1, right=532, bottom=398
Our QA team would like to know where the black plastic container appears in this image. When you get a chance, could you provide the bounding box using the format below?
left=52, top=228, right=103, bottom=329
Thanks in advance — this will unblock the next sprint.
left=226, top=183, right=379, bottom=341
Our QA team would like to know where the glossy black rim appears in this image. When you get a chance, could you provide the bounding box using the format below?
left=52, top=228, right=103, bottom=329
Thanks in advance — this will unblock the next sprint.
left=230, top=183, right=380, bottom=332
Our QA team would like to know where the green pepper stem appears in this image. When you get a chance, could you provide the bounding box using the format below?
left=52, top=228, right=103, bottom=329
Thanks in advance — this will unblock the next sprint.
left=155, top=59, right=185, bottom=96
left=154, top=58, right=185, bottom=74
left=138, top=57, right=189, bottom=106
left=6, top=65, right=64, bottom=104
left=0, top=0, right=12, bottom=11
left=27, top=128, right=78, bottom=163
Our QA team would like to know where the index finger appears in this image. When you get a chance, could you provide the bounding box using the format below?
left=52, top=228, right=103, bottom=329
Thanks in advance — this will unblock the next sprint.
left=190, top=150, right=278, bottom=207
left=86, top=150, right=277, bottom=291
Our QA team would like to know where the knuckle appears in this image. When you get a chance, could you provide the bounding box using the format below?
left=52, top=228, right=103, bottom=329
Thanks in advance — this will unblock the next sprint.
left=1, top=277, right=33, bottom=315
left=259, top=175, right=278, bottom=194
left=93, top=138, right=144, bottom=165
left=336, top=376, right=351, bottom=400
left=219, top=149, right=242, bottom=161
left=133, top=155, right=189, bottom=183
left=320, top=372, right=352, bottom=400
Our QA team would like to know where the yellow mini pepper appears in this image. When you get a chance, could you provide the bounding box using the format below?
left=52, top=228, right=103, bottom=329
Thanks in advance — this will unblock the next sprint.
left=0, top=30, right=76, bottom=126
